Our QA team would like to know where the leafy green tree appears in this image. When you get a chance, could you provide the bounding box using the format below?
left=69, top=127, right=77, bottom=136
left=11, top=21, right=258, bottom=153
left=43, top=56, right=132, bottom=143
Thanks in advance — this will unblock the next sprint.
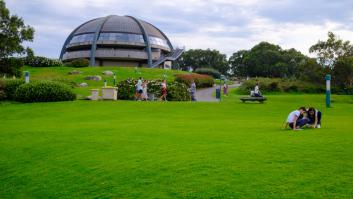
left=230, top=42, right=307, bottom=78
left=0, top=0, right=34, bottom=59
left=309, top=32, right=353, bottom=68
left=333, top=57, right=353, bottom=89
left=176, top=49, right=229, bottom=75
left=229, top=50, right=249, bottom=77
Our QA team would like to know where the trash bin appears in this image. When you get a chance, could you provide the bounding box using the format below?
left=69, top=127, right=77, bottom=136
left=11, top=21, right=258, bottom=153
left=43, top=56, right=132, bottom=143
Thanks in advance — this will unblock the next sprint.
left=216, top=88, right=221, bottom=99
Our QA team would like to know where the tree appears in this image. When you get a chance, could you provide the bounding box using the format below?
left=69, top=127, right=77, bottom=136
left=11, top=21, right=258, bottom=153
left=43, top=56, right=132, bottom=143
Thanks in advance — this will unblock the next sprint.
left=309, top=32, right=353, bottom=68
left=176, top=49, right=229, bottom=75
left=229, top=50, right=249, bottom=77
left=0, top=0, right=34, bottom=59
left=333, top=57, right=353, bottom=89
left=230, top=42, right=307, bottom=78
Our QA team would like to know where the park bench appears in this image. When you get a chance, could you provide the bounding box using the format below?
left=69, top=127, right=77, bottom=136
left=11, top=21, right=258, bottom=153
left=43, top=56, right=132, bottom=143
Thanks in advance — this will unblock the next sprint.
left=240, top=96, right=267, bottom=103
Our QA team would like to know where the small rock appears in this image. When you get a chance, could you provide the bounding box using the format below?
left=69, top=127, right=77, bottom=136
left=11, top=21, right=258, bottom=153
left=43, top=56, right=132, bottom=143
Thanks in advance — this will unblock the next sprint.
left=68, top=70, right=82, bottom=75
left=79, top=82, right=88, bottom=87
left=84, top=75, right=102, bottom=81
left=102, top=70, right=114, bottom=76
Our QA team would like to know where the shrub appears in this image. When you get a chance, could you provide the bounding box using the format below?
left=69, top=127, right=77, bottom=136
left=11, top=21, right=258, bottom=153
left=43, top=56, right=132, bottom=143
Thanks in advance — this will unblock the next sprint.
left=14, top=81, right=76, bottom=102
left=0, top=80, right=6, bottom=100
left=195, top=68, right=221, bottom=78
left=167, top=81, right=190, bottom=101
left=0, top=57, right=24, bottom=77
left=238, top=78, right=325, bottom=94
left=65, top=59, right=89, bottom=68
left=24, top=56, right=63, bottom=67
left=175, top=74, right=214, bottom=88
left=117, top=79, right=136, bottom=100
left=3, top=79, right=25, bottom=100
left=117, top=79, right=191, bottom=101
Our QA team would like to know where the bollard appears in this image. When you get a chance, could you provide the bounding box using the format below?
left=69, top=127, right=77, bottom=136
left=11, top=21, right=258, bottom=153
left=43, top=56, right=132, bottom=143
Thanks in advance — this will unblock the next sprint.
left=325, top=74, right=331, bottom=108
left=25, top=71, right=30, bottom=83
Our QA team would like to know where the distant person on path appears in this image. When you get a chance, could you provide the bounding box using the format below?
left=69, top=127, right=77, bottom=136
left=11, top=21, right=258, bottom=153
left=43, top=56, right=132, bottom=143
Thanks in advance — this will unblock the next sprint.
left=190, top=80, right=197, bottom=101
left=223, top=83, right=229, bottom=96
left=285, top=107, right=307, bottom=130
left=306, top=107, right=322, bottom=128
left=142, top=80, right=148, bottom=101
left=159, top=80, right=167, bottom=101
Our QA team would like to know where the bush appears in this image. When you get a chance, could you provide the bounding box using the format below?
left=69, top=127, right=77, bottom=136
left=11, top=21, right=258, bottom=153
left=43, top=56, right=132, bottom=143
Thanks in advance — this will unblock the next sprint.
left=3, top=79, right=25, bottom=100
left=24, top=56, right=63, bottom=67
left=65, top=59, right=89, bottom=68
left=195, top=68, right=221, bottom=78
left=167, top=81, right=190, bottom=101
left=14, top=81, right=76, bottom=102
left=0, top=57, right=24, bottom=77
left=238, top=78, right=325, bottom=94
left=116, top=79, right=136, bottom=100
left=117, top=79, right=191, bottom=101
left=175, top=74, right=214, bottom=88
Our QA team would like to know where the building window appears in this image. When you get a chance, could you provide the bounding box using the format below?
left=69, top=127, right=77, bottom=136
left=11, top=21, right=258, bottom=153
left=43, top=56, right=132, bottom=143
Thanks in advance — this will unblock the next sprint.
left=98, top=33, right=144, bottom=43
left=69, top=33, right=94, bottom=44
left=149, top=36, right=169, bottom=49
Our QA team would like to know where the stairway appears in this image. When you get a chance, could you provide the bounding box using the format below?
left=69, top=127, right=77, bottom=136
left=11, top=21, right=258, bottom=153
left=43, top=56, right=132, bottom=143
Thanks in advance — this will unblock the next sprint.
left=151, top=48, right=184, bottom=68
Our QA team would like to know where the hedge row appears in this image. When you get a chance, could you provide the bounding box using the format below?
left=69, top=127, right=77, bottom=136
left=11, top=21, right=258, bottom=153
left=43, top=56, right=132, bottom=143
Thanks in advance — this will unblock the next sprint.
left=194, top=68, right=221, bottom=79
left=24, top=56, right=63, bottom=67
left=238, top=78, right=325, bottom=94
left=0, top=80, right=76, bottom=102
left=175, top=74, right=214, bottom=88
left=0, top=57, right=24, bottom=77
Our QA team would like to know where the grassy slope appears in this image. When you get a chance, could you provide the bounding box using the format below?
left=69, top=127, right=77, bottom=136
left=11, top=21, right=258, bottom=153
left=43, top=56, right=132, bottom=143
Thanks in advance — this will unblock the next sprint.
left=1, top=93, right=353, bottom=198
left=23, top=66, right=189, bottom=97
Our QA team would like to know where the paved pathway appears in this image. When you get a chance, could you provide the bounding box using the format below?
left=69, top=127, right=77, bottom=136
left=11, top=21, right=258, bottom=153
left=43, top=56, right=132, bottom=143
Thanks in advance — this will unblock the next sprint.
left=195, top=83, right=241, bottom=102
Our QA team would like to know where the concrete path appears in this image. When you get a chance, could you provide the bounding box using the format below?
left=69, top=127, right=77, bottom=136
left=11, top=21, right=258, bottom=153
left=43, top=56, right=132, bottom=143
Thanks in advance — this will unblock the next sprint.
left=195, top=83, right=241, bottom=102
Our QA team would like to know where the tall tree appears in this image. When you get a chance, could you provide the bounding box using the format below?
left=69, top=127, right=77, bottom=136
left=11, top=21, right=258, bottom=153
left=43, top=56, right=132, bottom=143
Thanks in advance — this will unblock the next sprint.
left=0, top=0, right=34, bottom=59
left=176, top=49, right=229, bottom=75
left=309, top=32, right=353, bottom=68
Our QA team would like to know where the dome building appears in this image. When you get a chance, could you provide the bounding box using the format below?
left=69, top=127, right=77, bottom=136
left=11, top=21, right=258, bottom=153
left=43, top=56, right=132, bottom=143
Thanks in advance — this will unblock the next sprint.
left=60, top=15, right=183, bottom=68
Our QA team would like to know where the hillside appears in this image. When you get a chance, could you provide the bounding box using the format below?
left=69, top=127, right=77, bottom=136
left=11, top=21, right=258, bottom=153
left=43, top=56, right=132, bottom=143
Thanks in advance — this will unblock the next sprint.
left=23, top=66, right=190, bottom=97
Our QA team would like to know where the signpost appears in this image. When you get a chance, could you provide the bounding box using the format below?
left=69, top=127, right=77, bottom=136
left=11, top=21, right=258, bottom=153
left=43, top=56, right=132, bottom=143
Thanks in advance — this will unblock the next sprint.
left=25, top=71, right=30, bottom=83
left=325, top=74, right=331, bottom=108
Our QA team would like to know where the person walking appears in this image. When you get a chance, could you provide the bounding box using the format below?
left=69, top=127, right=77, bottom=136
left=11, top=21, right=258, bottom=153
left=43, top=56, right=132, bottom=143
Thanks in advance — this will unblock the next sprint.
left=223, top=83, right=229, bottom=96
left=159, top=80, right=167, bottom=101
left=142, top=80, right=149, bottom=101
left=190, top=80, right=197, bottom=101
left=136, top=77, right=143, bottom=101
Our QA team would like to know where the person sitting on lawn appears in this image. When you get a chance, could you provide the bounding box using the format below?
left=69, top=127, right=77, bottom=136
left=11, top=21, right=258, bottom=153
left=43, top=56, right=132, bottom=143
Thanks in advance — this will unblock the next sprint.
left=306, top=107, right=322, bottom=128
left=286, top=107, right=307, bottom=130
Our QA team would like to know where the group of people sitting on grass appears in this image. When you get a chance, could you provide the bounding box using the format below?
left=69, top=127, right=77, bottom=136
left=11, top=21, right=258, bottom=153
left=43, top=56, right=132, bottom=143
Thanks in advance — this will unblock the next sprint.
left=285, top=107, right=322, bottom=130
left=135, top=77, right=167, bottom=101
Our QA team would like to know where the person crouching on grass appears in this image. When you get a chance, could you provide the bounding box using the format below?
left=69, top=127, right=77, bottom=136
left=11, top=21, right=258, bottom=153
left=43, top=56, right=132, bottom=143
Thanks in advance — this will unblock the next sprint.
left=306, top=107, right=322, bottom=128
left=285, top=107, right=307, bottom=130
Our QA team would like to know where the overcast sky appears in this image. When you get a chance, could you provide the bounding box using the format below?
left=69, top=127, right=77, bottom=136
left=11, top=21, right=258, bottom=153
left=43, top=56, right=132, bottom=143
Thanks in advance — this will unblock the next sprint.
left=6, top=0, right=353, bottom=58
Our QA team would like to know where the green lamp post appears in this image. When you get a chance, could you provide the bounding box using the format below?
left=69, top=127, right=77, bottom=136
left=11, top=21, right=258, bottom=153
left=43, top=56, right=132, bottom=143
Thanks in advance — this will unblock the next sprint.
left=325, top=74, right=331, bottom=108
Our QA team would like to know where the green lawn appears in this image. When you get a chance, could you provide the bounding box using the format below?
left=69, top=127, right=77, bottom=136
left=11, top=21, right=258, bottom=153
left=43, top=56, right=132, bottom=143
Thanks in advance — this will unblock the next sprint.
left=24, top=66, right=189, bottom=97
left=1, top=94, right=353, bottom=198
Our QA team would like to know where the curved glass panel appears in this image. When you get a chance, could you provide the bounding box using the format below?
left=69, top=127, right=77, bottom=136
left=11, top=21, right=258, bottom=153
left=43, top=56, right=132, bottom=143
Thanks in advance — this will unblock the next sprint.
left=98, top=33, right=144, bottom=43
left=70, top=33, right=94, bottom=44
left=149, top=36, right=169, bottom=49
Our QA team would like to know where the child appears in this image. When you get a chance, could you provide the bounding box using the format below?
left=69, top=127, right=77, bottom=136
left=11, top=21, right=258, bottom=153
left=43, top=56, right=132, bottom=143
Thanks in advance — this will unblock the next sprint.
left=286, top=107, right=307, bottom=130
left=307, top=107, right=322, bottom=128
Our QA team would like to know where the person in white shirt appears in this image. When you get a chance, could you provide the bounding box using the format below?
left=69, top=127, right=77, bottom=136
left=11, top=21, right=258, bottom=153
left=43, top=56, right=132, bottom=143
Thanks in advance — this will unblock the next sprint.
left=159, top=80, right=167, bottom=101
left=136, top=77, right=143, bottom=101
left=254, top=82, right=262, bottom=97
left=286, top=107, right=307, bottom=130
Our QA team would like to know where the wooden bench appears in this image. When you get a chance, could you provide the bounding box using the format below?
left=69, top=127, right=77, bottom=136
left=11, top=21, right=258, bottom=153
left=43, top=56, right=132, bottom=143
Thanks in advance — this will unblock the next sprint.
left=240, top=96, right=267, bottom=103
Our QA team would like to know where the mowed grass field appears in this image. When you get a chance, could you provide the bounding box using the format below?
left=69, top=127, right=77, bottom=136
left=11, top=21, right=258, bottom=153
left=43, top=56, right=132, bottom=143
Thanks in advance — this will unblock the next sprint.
left=1, top=94, right=353, bottom=198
